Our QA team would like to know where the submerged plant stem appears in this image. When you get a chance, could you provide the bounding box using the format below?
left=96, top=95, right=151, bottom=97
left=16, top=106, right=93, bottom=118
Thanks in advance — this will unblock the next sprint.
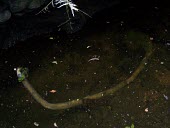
left=22, top=42, right=153, bottom=110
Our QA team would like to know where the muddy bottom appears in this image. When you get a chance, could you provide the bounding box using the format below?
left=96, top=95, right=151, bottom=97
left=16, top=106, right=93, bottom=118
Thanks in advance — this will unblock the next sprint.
left=0, top=4, right=170, bottom=128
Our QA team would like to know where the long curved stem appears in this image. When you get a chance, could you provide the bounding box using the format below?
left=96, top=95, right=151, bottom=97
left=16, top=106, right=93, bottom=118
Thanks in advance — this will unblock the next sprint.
left=22, top=42, right=153, bottom=110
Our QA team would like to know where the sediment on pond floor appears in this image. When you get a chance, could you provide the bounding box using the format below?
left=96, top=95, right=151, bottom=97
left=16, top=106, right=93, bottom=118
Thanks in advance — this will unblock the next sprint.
left=0, top=3, right=169, bottom=127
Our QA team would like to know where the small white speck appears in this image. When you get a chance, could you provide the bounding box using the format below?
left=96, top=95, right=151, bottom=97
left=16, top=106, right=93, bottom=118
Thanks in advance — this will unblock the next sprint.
left=88, top=57, right=100, bottom=62
left=45, top=91, right=48, bottom=96
left=54, top=122, right=58, bottom=127
left=160, top=62, right=164, bottom=65
left=154, top=7, right=159, bottom=9
left=52, top=61, right=58, bottom=64
left=166, top=43, right=170, bottom=46
left=150, top=37, right=154, bottom=41
left=87, top=46, right=91, bottom=48
left=145, top=108, right=149, bottom=112
left=120, top=21, right=124, bottom=26
left=163, top=94, right=168, bottom=100
left=49, top=37, right=54, bottom=40
left=34, top=122, right=39, bottom=127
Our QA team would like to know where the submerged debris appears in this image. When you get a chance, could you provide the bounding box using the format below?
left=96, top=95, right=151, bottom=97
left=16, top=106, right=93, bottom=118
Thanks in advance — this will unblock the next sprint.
left=49, top=90, right=57, bottom=93
left=88, top=56, right=100, bottom=62
left=160, top=62, right=164, bottom=65
left=163, top=94, right=168, bottom=100
left=150, top=37, right=154, bottom=41
left=145, top=108, right=149, bottom=112
left=54, top=122, right=58, bottom=127
left=52, top=61, right=58, bottom=64
left=34, top=122, right=39, bottom=127
left=87, top=46, right=91, bottom=48
left=49, top=37, right=54, bottom=40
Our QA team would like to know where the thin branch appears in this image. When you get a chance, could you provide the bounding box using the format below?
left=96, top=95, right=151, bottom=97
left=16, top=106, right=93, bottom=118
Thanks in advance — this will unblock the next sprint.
left=57, top=19, right=70, bottom=28
left=78, top=9, right=92, bottom=18
left=36, top=0, right=53, bottom=15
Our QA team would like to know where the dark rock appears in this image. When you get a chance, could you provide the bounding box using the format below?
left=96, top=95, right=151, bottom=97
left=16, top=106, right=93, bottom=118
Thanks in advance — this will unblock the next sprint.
left=28, top=0, right=46, bottom=9
left=0, top=9, right=11, bottom=22
left=0, top=1, right=11, bottom=22
left=0, top=0, right=120, bottom=49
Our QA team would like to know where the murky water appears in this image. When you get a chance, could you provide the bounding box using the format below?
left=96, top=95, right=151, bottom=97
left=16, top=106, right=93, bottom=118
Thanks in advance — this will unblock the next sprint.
left=0, top=4, right=170, bottom=128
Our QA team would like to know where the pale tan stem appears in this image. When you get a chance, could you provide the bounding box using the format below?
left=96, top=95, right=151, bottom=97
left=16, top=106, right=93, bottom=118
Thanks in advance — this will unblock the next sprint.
left=23, top=79, right=83, bottom=110
left=22, top=42, right=153, bottom=110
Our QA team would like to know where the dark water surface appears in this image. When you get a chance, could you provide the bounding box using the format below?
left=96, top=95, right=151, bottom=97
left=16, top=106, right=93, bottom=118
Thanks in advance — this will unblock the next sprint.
left=0, top=3, right=170, bottom=128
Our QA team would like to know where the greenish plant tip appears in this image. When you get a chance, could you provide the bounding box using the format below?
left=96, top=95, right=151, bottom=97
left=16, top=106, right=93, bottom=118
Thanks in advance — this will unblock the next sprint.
left=16, top=67, right=29, bottom=82
left=131, top=124, right=134, bottom=128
